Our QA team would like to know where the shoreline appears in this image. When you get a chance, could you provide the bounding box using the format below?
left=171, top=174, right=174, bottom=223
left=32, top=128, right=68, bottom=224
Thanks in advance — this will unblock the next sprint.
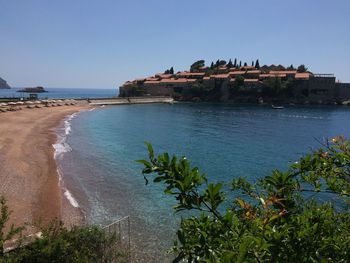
left=54, top=110, right=90, bottom=227
left=0, top=105, right=89, bottom=232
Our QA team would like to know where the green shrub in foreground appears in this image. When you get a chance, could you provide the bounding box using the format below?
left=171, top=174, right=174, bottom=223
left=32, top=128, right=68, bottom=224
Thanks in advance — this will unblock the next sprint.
left=138, top=136, right=350, bottom=262
left=0, top=202, right=127, bottom=263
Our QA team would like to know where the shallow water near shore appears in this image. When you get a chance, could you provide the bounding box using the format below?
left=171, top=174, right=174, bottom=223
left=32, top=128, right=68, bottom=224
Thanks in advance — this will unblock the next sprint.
left=56, top=103, right=350, bottom=261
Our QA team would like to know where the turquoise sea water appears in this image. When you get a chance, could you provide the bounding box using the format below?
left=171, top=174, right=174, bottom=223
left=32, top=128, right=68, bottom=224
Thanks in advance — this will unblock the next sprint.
left=56, top=103, right=350, bottom=261
left=0, top=87, right=118, bottom=99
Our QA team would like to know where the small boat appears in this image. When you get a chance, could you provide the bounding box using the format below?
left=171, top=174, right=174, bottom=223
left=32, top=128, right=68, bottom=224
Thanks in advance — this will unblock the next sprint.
left=271, top=105, right=284, bottom=109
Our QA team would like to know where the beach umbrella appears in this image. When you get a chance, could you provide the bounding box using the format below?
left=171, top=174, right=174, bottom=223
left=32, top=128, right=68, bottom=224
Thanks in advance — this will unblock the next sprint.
left=8, top=102, right=17, bottom=105
left=34, top=101, right=42, bottom=104
left=0, top=103, right=7, bottom=107
left=26, top=101, right=34, bottom=104
left=16, top=102, right=24, bottom=105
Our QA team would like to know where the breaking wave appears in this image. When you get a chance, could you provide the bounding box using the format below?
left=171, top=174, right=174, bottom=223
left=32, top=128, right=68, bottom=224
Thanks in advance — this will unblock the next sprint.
left=53, top=112, right=80, bottom=209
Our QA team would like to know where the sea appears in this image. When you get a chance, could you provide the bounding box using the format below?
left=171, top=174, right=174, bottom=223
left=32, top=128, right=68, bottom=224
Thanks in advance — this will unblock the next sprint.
left=3, top=88, right=349, bottom=261
left=0, top=87, right=117, bottom=99
left=50, top=95, right=350, bottom=261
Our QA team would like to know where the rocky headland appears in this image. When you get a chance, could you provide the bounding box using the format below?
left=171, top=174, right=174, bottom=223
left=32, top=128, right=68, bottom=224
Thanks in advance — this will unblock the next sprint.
left=0, top=77, right=11, bottom=89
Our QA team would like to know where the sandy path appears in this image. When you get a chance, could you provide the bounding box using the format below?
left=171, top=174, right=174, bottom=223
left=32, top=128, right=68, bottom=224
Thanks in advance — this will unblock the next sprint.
left=0, top=105, right=88, bottom=230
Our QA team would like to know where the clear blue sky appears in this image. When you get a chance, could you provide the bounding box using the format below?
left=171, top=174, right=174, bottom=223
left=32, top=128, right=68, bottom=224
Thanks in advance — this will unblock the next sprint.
left=0, top=0, right=349, bottom=89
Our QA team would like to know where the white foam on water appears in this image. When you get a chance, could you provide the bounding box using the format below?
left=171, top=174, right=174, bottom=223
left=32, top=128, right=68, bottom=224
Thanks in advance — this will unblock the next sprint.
left=53, top=141, right=72, bottom=159
left=64, top=112, right=77, bottom=135
left=64, top=122, right=71, bottom=135
left=53, top=112, right=79, bottom=159
left=56, top=168, right=81, bottom=208
left=64, top=190, right=80, bottom=208
left=53, top=112, right=83, bottom=209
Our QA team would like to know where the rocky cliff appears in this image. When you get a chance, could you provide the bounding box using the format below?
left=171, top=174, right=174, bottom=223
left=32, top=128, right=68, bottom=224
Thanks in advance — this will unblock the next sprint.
left=0, top=77, right=11, bottom=89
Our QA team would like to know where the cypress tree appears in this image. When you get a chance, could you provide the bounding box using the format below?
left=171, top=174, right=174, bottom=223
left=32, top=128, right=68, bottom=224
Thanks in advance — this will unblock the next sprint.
left=239, top=61, right=242, bottom=67
left=233, top=58, right=237, bottom=68
left=227, top=59, right=233, bottom=68
left=169, top=67, right=174, bottom=74
left=244, top=62, right=247, bottom=67
left=210, top=62, right=214, bottom=68
left=251, top=61, right=254, bottom=66
left=255, top=59, right=260, bottom=69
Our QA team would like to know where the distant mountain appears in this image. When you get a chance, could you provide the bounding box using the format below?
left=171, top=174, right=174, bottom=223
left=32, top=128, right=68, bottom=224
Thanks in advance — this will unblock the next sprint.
left=0, top=77, right=11, bottom=89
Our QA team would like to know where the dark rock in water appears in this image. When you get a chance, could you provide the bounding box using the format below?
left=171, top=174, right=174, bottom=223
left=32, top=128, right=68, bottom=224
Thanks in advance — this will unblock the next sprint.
left=0, top=77, right=11, bottom=89
left=17, top=86, right=48, bottom=93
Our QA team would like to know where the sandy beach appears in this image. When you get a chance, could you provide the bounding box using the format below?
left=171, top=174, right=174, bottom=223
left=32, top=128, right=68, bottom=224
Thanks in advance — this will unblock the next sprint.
left=0, top=105, right=89, bottom=231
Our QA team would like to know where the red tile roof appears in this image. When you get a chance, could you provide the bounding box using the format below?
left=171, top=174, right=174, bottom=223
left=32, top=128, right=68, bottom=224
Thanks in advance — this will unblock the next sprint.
left=246, top=70, right=261, bottom=74
left=156, top=73, right=173, bottom=79
left=270, top=70, right=297, bottom=75
left=242, top=66, right=255, bottom=70
left=269, top=73, right=287, bottom=78
left=160, top=78, right=188, bottom=83
left=229, top=71, right=246, bottom=75
left=144, top=80, right=160, bottom=84
left=146, top=77, right=159, bottom=81
left=295, top=73, right=311, bottom=79
left=260, top=73, right=286, bottom=78
left=177, top=72, right=206, bottom=77
left=212, top=74, right=230, bottom=79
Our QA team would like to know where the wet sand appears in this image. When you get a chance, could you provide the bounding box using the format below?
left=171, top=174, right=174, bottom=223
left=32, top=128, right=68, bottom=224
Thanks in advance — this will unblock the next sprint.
left=0, top=105, right=89, bottom=231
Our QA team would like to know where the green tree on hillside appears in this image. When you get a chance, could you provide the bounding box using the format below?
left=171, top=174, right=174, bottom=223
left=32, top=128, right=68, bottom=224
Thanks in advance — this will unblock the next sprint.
left=164, top=67, right=174, bottom=74
left=233, top=58, right=237, bottom=68
left=230, top=75, right=245, bottom=95
left=227, top=59, right=233, bottom=68
left=263, top=77, right=282, bottom=96
left=138, top=136, right=350, bottom=262
left=287, top=64, right=295, bottom=70
left=297, top=64, right=308, bottom=73
left=215, top=60, right=226, bottom=67
left=235, top=75, right=245, bottom=88
left=255, top=59, right=260, bottom=69
left=190, top=60, right=205, bottom=72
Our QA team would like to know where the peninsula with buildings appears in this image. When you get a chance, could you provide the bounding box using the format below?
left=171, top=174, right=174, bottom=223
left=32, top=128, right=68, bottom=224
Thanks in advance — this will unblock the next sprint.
left=119, top=59, right=350, bottom=104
